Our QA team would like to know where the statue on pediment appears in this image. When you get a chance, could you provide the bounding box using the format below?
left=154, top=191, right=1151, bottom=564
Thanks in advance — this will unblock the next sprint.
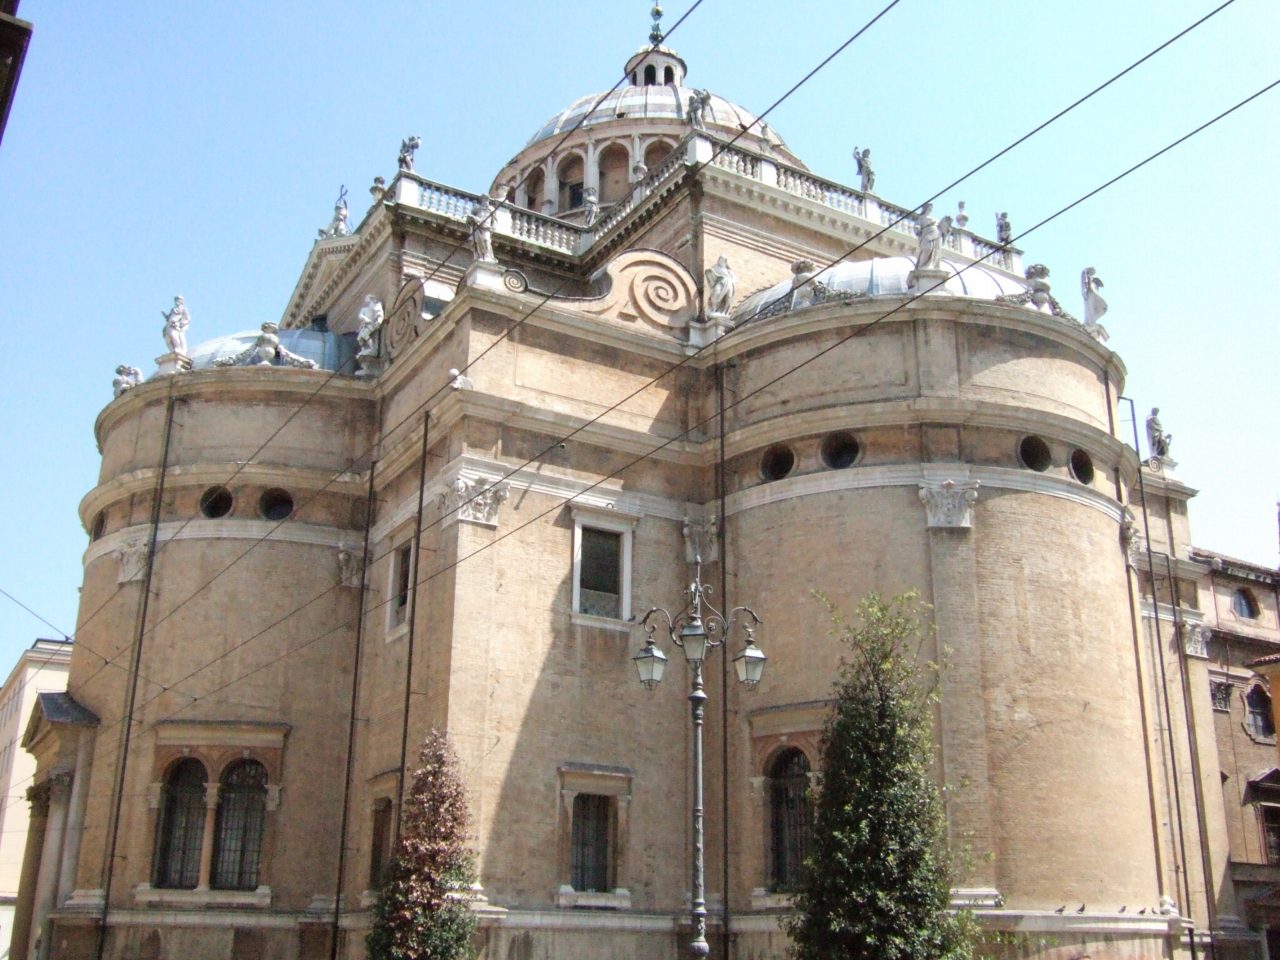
left=112, top=365, right=142, bottom=398
left=318, top=185, right=350, bottom=239
left=852, top=146, right=875, bottom=193
left=687, top=89, right=711, bottom=130
left=704, top=255, right=735, bottom=319
left=1146, top=408, right=1172, bottom=459
left=467, top=200, right=496, bottom=263
left=214, top=322, right=317, bottom=369
left=399, top=135, right=422, bottom=173
left=161, top=296, right=191, bottom=356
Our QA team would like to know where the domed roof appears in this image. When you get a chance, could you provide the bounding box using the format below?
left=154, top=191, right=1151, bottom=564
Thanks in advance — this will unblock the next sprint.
left=527, top=83, right=790, bottom=152
left=734, top=257, right=1029, bottom=324
left=181, top=328, right=356, bottom=373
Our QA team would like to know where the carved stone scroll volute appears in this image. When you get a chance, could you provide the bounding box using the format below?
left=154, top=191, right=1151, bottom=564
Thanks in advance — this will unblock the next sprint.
left=570, top=250, right=697, bottom=332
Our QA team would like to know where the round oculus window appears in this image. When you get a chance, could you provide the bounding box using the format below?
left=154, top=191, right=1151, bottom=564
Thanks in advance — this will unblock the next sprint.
left=1018, top=435, right=1051, bottom=472
left=820, top=432, right=860, bottom=470
left=199, top=486, right=234, bottom=519
left=259, top=488, right=294, bottom=521
left=1070, top=449, right=1095, bottom=485
left=760, top=445, right=796, bottom=482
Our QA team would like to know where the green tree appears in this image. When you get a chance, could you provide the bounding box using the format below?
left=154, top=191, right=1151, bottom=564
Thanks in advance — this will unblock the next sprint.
left=784, top=592, right=973, bottom=960
left=367, top=730, right=476, bottom=960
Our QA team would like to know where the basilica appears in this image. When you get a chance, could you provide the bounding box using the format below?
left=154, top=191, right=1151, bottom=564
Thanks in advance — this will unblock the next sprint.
left=12, top=14, right=1280, bottom=960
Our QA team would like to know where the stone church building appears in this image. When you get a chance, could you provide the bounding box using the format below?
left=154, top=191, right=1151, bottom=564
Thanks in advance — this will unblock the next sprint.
left=12, top=20, right=1280, bottom=960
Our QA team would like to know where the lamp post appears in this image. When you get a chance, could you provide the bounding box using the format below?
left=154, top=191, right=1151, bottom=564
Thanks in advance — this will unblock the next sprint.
left=633, top=560, right=765, bottom=958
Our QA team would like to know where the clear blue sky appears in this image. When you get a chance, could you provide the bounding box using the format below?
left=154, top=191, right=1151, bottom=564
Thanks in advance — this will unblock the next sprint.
left=0, top=0, right=1277, bottom=662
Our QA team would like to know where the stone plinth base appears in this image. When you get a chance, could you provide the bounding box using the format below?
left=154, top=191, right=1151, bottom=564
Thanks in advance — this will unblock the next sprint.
left=355, top=353, right=385, bottom=379
left=908, top=267, right=950, bottom=294
left=154, top=352, right=191, bottom=376
left=688, top=315, right=733, bottom=350
left=463, top=259, right=505, bottom=292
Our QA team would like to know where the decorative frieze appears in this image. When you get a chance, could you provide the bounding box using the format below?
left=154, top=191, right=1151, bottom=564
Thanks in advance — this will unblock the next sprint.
left=337, top=547, right=364, bottom=589
left=440, top=476, right=509, bottom=528
left=682, top=514, right=719, bottom=564
left=1210, top=680, right=1233, bottom=712
left=114, top=539, right=149, bottom=583
left=1181, top=623, right=1210, bottom=659
left=918, top=479, right=980, bottom=529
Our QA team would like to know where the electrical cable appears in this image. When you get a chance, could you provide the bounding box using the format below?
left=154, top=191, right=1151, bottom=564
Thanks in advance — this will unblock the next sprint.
left=66, top=75, right=1280, bottom=792
left=62, top=0, right=906, bottom=702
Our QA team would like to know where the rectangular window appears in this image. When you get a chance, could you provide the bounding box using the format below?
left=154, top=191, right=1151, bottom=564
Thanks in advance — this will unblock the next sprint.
left=579, top=528, right=622, bottom=619
left=571, top=793, right=612, bottom=893
left=1263, top=806, right=1280, bottom=865
left=390, top=541, right=413, bottom=629
left=369, top=798, right=394, bottom=889
left=570, top=506, right=638, bottom=625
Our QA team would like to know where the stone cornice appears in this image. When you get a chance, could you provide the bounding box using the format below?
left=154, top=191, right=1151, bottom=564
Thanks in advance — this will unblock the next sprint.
left=79, top=463, right=368, bottom=531
left=83, top=518, right=361, bottom=569
left=722, top=396, right=1134, bottom=467
left=725, top=463, right=1126, bottom=525
left=95, top=367, right=373, bottom=448
left=719, top=294, right=1126, bottom=384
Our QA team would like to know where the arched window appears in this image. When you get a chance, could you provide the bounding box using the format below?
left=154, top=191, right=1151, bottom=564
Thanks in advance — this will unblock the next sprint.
left=769, top=748, right=811, bottom=891
left=1247, top=685, right=1275, bottom=738
left=526, top=168, right=545, bottom=212
left=153, top=759, right=207, bottom=889
left=212, top=760, right=268, bottom=890
left=663, top=65, right=674, bottom=84
left=597, top=144, right=630, bottom=204
left=1234, top=588, right=1260, bottom=619
left=557, top=154, right=585, bottom=211
left=643, top=64, right=656, bottom=85
left=643, top=140, right=673, bottom=171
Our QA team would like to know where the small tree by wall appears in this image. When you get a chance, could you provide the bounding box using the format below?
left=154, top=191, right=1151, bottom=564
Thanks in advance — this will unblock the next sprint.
left=784, top=592, right=973, bottom=960
left=367, top=730, right=476, bottom=960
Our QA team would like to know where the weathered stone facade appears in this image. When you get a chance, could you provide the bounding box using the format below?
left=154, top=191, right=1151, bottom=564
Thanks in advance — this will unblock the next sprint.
left=15, top=31, right=1264, bottom=960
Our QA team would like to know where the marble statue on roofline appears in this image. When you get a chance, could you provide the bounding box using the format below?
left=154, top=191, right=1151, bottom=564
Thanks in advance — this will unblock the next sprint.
left=852, top=147, right=875, bottom=194
left=356, top=295, right=384, bottom=359
left=467, top=200, right=496, bottom=263
left=704, top=255, right=735, bottom=319
left=214, top=322, right=318, bottom=369
left=1146, top=407, right=1172, bottom=460
left=955, top=200, right=969, bottom=228
left=398, top=135, right=422, bottom=173
left=912, top=203, right=952, bottom=272
left=1081, top=267, right=1108, bottom=325
left=161, top=296, right=191, bottom=356
left=112, top=365, right=142, bottom=398
left=318, top=185, right=350, bottom=239
left=996, top=211, right=1012, bottom=246
left=686, top=89, right=711, bottom=130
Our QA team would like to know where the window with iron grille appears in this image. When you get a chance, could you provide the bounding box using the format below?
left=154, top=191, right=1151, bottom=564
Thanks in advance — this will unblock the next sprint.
left=769, top=749, right=811, bottom=892
left=1263, top=806, right=1280, bottom=865
left=212, top=760, right=268, bottom=890
left=570, top=793, right=612, bottom=893
left=578, top=528, right=622, bottom=619
left=153, top=758, right=208, bottom=889
left=1247, top=686, right=1275, bottom=738
left=369, top=798, right=394, bottom=889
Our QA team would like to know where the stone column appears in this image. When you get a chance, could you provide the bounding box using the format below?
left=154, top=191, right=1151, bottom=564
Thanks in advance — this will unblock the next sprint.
left=32, top=773, right=71, bottom=960
left=541, top=156, right=557, bottom=215
left=56, top=734, right=94, bottom=907
left=195, top=784, right=220, bottom=891
left=583, top=140, right=599, bottom=196
left=10, top=784, right=49, bottom=960
left=919, top=477, right=998, bottom=893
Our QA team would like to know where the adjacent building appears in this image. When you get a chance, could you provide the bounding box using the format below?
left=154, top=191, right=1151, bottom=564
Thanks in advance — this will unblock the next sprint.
left=11, top=20, right=1278, bottom=960
left=0, top=639, right=70, bottom=959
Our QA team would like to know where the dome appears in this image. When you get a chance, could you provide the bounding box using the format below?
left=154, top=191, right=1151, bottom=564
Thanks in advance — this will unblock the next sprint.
left=180, top=328, right=356, bottom=373
left=526, top=84, right=791, bottom=153
left=733, top=257, right=1030, bottom=324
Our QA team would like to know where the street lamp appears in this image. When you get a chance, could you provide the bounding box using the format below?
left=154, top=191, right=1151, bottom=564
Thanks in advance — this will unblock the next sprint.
left=633, top=561, right=764, bottom=958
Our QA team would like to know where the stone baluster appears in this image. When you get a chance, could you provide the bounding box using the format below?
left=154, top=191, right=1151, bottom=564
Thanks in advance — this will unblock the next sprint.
left=195, top=783, right=221, bottom=890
